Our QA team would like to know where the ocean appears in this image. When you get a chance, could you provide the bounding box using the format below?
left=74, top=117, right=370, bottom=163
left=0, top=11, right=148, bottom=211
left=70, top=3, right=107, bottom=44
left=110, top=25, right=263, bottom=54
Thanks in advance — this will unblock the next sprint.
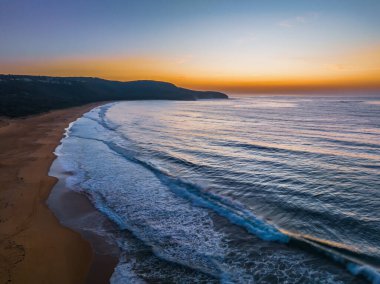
left=50, top=95, right=380, bottom=283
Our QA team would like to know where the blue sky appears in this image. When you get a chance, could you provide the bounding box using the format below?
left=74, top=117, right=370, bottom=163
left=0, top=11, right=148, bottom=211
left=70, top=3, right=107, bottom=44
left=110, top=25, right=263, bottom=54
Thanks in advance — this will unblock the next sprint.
left=1, top=0, right=379, bottom=91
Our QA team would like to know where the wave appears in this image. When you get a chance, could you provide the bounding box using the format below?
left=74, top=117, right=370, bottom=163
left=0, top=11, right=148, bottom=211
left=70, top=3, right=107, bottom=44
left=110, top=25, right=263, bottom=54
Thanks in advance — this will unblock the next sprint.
left=57, top=102, right=380, bottom=282
left=348, top=263, right=380, bottom=284
left=216, top=140, right=380, bottom=161
left=105, top=140, right=288, bottom=243
left=289, top=235, right=380, bottom=284
left=86, top=132, right=377, bottom=282
left=105, top=140, right=380, bottom=282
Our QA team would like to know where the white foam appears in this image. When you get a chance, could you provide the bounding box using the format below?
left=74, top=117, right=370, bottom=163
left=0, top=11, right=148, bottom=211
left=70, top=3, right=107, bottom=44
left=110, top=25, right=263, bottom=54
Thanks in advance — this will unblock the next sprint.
left=57, top=119, right=226, bottom=276
left=347, top=263, right=380, bottom=284
left=53, top=102, right=368, bottom=283
left=110, top=259, right=146, bottom=284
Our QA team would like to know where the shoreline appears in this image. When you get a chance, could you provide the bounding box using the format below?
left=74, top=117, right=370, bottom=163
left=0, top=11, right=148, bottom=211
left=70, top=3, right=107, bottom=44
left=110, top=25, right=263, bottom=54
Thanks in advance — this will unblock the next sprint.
left=0, top=103, right=108, bottom=283
left=48, top=155, right=120, bottom=284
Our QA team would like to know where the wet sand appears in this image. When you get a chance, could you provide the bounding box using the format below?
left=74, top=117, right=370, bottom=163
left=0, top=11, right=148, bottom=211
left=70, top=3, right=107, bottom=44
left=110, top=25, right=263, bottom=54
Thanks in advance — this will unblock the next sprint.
left=0, top=103, right=109, bottom=283
left=47, top=159, right=120, bottom=284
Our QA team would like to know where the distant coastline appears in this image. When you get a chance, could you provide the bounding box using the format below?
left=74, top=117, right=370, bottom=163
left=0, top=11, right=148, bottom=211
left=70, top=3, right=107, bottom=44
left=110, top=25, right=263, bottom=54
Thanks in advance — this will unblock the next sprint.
left=0, top=74, right=228, bottom=117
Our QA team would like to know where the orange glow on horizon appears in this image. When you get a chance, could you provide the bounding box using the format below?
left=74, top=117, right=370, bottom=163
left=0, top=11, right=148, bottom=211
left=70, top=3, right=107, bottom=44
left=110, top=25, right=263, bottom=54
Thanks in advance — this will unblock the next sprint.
left=1, top=45, right=379, bottom=93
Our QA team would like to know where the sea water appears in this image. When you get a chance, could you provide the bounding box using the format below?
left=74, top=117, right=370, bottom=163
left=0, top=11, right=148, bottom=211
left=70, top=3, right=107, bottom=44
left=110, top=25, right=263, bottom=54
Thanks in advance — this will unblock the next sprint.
left=52, top=95, right=380, bottom=283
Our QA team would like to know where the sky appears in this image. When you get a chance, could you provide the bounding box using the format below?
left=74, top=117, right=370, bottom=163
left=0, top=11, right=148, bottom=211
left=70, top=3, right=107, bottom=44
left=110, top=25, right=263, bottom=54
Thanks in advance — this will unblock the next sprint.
left=0, top=0, right=379, bottom=93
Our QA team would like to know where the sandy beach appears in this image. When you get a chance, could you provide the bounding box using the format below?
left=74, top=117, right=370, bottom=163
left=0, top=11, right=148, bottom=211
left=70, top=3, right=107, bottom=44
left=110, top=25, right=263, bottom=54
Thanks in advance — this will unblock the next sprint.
left=0, top=103, right=106, bottom=283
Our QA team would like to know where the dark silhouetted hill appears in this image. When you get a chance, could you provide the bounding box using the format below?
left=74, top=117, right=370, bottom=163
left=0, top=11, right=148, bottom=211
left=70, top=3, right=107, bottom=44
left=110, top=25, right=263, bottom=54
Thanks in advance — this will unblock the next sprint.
left=0, top=75, right=228, bottom=117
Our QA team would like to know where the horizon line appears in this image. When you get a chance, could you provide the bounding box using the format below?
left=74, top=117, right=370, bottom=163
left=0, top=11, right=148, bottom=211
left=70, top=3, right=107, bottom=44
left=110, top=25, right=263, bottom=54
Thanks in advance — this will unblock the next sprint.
left=2, top=73, right=379, bottom=94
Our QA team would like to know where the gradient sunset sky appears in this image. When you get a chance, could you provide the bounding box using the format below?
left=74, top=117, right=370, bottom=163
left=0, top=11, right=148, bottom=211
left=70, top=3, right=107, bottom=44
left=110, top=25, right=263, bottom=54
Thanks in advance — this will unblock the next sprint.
left=1, top=0, right=379, bottom=92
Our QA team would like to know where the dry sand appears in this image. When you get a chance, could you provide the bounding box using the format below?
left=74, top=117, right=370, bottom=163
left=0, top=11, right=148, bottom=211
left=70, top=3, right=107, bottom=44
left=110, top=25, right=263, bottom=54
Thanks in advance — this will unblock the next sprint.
left=0, top=103, right=106, bottom=283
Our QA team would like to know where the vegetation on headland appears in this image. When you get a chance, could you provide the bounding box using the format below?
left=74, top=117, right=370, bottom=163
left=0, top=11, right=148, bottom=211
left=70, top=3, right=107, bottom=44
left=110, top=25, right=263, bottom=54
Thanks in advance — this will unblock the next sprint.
left=0, top=75, right=228, bottom=117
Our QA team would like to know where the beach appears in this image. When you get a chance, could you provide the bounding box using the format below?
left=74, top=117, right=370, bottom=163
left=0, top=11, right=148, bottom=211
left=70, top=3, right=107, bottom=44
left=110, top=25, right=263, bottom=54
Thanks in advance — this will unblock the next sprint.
left=0, top=103, right=105, bottom=283
left=1, top=97, right=379, bottom=283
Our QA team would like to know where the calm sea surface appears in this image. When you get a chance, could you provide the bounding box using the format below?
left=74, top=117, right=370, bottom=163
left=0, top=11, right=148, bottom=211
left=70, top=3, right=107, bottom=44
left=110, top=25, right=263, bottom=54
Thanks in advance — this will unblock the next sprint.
left=53, top=95, right=380, bottom=283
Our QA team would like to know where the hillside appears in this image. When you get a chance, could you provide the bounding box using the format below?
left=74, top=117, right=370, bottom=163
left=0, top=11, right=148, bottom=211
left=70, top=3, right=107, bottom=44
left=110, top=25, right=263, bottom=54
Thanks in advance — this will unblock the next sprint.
left=0, top=75, right=228, bottom=117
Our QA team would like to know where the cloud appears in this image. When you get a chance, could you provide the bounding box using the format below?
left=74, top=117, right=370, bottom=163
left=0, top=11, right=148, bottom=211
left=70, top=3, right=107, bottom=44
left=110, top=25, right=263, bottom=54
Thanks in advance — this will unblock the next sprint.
left=278, top=13, right=318, bottom=28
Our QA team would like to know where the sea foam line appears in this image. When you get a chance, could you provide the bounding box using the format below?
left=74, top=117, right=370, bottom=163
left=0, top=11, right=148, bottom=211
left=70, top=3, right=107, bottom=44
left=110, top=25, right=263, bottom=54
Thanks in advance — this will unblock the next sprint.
left=61, top=104, right=380, bottom=283
left=102, top=139, right=289, bottom=243
left=101, top=138, right=380, bottom=283
left=104, top=131, right=380, bottom=283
